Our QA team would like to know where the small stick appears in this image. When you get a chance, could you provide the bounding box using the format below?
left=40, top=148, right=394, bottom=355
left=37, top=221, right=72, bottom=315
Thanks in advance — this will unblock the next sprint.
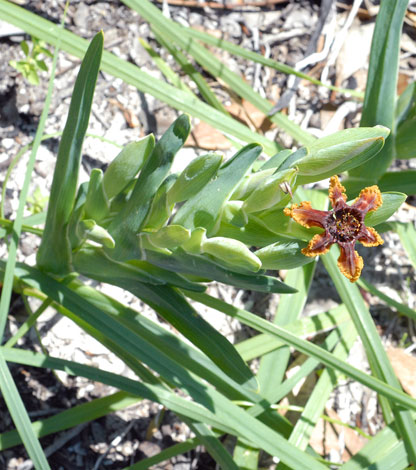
left=153, top=0, right=288, bottom=9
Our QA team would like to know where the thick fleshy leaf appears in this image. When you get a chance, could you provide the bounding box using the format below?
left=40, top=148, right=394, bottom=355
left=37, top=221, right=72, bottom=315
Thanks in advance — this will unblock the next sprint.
left=146, top=225, right=191, bottom=250
left=395, top=118, right=416, bottom=159
left=107, top=114, right=191, bottom=261
left=362, top=192, right=406, bottom=227
left=255, top=240, right=313, bottom=270
left=242, top=168, right=297, bottom=213
left=231, top=168, right=275, bottom=200
left=103, top=136, right=155, bottom=199
left=144, top=249, right=297, bottom=294
left=73, top=246, right=204, bottom=292
left=173, top=143, right=262, bottom=234
left=378, top=171, right=416, bottom=195
left=37, top=32, right=103, bottom=274
left=167, top=153, right=223, bottom=204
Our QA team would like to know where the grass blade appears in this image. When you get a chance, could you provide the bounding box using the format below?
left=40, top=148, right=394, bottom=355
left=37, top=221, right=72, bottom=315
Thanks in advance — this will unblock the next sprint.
left=358, top=277, right=416, bottom=322
left=322, top=248, right=416, bottom=464
left=0, top=391, right=140, bottom=450
left=185, top=290, right=416, bottom=411
left=180, top=26, right=363, bottom=99
left=0, top=353, right=50, bottom=469
left=256, top=263, right=316, bottom=399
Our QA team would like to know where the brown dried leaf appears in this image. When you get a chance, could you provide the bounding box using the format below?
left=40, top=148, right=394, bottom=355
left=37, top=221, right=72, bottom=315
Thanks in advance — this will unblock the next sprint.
left=387, top=347, right=416, bottom=397
left=310, top=408, right=368, bottom=461
left=185, top=121, right=231, bottom=150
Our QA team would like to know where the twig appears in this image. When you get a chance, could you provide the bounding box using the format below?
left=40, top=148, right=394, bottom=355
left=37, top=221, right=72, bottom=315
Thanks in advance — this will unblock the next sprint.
left=153, top=0, right=288, bottom=9
left=92, top=421, right=135, bottom=470
left=268, top=0, right=336, bottom=114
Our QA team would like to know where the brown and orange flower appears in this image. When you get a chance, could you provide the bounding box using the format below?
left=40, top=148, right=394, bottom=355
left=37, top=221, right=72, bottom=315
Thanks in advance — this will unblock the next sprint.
left=284, top=176, right=383, bottom=282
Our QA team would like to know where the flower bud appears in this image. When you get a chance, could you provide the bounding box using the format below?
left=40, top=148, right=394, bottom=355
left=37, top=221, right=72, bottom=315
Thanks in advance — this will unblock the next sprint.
left=295, top=126, right=390, bottom=183
left=201, top=236, right=262, bottom=272
left=242, top=168, right=297, bottom=213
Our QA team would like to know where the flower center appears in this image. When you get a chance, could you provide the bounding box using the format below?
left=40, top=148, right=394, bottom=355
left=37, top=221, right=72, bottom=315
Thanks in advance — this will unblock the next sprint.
left=327, top=207, right=362, bottom=243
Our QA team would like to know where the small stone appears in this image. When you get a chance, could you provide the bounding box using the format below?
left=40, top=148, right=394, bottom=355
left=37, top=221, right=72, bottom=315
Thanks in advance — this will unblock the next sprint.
left=2, top=138, right=14, bottom=149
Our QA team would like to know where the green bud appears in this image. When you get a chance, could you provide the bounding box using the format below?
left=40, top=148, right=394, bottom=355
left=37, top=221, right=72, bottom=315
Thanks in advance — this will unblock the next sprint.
left=242, top=168, right=297, bottom=213
left=144, top=174, right=177, bottom=231
left=103, top=135, right=155, bottom=199
left=167, top=153, right=223, bottom=204
left=295, top=126, right=390, bottom=183
left=78, top=219, right=115, bottom=249
left=181, top=227, right=206, bottom=254
left=84, top=168, right=109, bottom=222
left=146, top=225, right=191, bottom=250
left=201, top=236, right=262, bottom=272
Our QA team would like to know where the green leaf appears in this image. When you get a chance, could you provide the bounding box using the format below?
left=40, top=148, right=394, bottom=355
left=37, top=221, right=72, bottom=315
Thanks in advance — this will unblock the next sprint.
left=36, top=31, right=103, bottom=274
left=143, top=174, right=176, bottom=231
left=261, top=149, right=293, bottom=170
left=146, top=249, right=296, bottom=293
left=0, top=391, right=140, bottom=450
left=167, top=153, right=223, bottom=204
left=35, top=59, right=48, bottom=72
left=20, top=39, right=29, bottom=56
left=255, top=240, right=313, bottom=270
left=378, top=170, right=416, bottom=194
left=216, top=203, right=285, bottom=247
left=102, top=136, right=155, bottom=200
left=231, top=168, right=275, bottom=200
left=0, top=353, right=51, bottom=469
left=73, top=246, right=204, bottom=292
left=146, top=225, right=191, bottom=250
left=322, top=248, right=416, bottom=464
left=242, top=168, right=297, bottom=213
left=364, top=192, right=406, bottom=227
left=349, top=0, right=408, bottom=181
left=173, top=143, right=262, bottom=233
left=396, top=82, right=416, bottom=126
left=107, top=114, right=191, bottom=261
left=395, top=118, right=416, bottom=159
left=295, top=126, right=390, bottom=184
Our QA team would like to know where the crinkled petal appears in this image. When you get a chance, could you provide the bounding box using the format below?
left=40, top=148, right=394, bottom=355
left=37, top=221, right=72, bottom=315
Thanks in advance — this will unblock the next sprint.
left=358, top=226, right=384, bottom=247
left=352, top=185, right=382, bottom=214
left=284, top=202, right=329, bottom=229
left=337, top=243, right=363, bottom=283
left=301, top=232, right=334, bottom=257
left=329, top=176, right=347, bottom=211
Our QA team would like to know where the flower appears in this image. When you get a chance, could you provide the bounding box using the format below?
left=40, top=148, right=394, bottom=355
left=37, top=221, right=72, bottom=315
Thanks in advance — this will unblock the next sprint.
left=284, top=176, right=383, bottom=282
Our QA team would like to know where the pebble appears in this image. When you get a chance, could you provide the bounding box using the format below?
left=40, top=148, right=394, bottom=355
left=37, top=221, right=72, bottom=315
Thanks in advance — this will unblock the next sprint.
left=2, top=138, right=14, bottom=149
